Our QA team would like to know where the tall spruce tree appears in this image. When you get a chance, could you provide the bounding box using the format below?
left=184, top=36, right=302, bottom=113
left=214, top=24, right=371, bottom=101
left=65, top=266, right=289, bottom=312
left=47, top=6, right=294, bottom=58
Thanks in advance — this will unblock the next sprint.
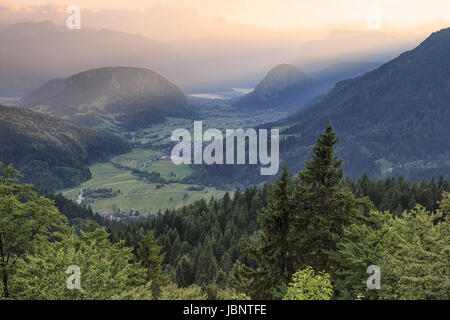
left=137, top=231, right=166, bottom=299
left=231, top=165, right=296, bottom=299
left=232, top=126, right=363, bottom=299
left=255, top=165, right=296, bottom=288
left=292, top=124, right=360, bottom=273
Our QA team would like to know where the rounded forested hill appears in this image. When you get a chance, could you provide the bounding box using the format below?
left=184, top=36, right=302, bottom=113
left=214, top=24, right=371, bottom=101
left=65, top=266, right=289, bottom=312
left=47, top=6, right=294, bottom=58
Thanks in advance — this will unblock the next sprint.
left=0, top=105, right=131, bottom=191
left=19, top=66, right=193, bottom=129
left=233, top=62, right=380, bottom=113
left=233, top=64, right=314, bottom=112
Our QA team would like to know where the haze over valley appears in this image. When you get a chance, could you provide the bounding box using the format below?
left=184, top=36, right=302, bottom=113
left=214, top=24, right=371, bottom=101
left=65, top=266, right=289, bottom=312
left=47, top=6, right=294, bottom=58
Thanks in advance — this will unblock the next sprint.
left=1, top=0, right=449, bottom=215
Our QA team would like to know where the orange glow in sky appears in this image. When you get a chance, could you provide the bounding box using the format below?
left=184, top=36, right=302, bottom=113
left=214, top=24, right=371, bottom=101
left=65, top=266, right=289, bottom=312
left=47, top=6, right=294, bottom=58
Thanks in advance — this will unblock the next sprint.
left=10, top=0, right=450, bottom=29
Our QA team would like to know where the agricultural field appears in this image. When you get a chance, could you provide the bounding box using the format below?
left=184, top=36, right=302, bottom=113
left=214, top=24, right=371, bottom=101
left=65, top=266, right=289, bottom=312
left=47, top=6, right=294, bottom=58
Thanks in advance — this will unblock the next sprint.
left=60, top=161, right=226, bottom=216
left=58, top=102, right=283, bottom=217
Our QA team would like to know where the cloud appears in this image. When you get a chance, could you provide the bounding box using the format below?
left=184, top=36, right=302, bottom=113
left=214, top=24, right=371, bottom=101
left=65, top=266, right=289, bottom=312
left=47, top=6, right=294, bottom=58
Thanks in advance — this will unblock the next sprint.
left=0, top=1, right=287, bottom=41
left=0, top=0, right=22, bottom=11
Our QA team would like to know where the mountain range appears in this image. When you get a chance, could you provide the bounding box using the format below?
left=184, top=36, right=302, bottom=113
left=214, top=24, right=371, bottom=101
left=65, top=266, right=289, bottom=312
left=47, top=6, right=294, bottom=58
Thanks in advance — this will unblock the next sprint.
left=275, top=27, right=450, bottom=180
left=192, top=27, right=450, bottom=187
left=294, top=29, right=421, bottom=71
left=0, top=21, right=178, bottom=97
left=0, top=21, right=426, bottom=97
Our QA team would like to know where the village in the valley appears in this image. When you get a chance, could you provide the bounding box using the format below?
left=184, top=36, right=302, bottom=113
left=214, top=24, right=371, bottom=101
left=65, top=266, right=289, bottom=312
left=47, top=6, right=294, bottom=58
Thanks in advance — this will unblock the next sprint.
left=94, top=208, right=140, bottom=221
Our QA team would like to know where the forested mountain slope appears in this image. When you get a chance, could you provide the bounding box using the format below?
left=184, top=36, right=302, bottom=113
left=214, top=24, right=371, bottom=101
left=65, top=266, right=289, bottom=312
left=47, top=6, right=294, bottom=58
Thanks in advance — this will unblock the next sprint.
left=274, top=28, right=450, bottom=180
left=192, top=28, right=450, bottom=187
left=0, top=105, right=130, bottom=190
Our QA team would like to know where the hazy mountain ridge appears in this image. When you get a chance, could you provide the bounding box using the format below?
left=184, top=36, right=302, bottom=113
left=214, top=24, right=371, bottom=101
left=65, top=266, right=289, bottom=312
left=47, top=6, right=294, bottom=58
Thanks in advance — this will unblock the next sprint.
left=294, top=29, right=421, bottom=71
left=234, top=62, right=380, bottom=112
left=252, top=64, right=310, bottom=99
left=0, top=105, right=131, bottom=190
left=19, top=78, right=65, bottom=106
left=0, top=20, right=426, bottom=97
left=0, top=21, right=178, bottom=97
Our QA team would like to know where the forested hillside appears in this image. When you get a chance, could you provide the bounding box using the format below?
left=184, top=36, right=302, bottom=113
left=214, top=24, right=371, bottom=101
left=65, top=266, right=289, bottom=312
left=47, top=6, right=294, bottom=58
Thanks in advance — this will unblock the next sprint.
left=2, top=125, right=449, bottom=300
left=109, top=187, right=267, bottom=288
left=191, top=28, right=450, bottom=188
left=0, top=105, right=130, bottom=190
left=108, top=126, right=450, bottom=300
left=276, top=28, right=450, bottom=180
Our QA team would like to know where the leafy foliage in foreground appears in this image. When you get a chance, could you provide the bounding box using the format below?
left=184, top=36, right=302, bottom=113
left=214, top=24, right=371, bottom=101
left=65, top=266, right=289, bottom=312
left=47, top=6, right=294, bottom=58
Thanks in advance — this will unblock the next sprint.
left=0, top=163, right=205, bottom=300
left=283, top=267, right=333, bottom=300
left=13, top=223, right=150, bottom=300
left=331, top=194, right=450, bottom=300
left=0, top=163, right=66, bottom=298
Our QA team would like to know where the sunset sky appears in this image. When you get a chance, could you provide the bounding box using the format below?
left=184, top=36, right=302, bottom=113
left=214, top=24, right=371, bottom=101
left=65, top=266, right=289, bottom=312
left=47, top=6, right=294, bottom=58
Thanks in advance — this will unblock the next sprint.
left=1, top=1, right=449, bottom=98
left=5, top=0, right=450, bottom=29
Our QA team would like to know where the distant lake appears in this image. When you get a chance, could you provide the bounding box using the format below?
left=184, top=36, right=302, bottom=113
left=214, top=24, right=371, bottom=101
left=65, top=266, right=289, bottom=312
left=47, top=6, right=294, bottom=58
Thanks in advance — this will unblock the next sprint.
left=0, top=97, right=20, bottom=105
left=189, top=88, right=253, bottom=100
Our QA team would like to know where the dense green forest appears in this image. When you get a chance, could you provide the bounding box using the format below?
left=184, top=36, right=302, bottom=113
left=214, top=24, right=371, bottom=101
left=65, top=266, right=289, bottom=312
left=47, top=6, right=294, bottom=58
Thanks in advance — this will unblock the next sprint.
left=0, top=105, right=130, bottom=191
left=1, top=125, right=449, bottom=300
